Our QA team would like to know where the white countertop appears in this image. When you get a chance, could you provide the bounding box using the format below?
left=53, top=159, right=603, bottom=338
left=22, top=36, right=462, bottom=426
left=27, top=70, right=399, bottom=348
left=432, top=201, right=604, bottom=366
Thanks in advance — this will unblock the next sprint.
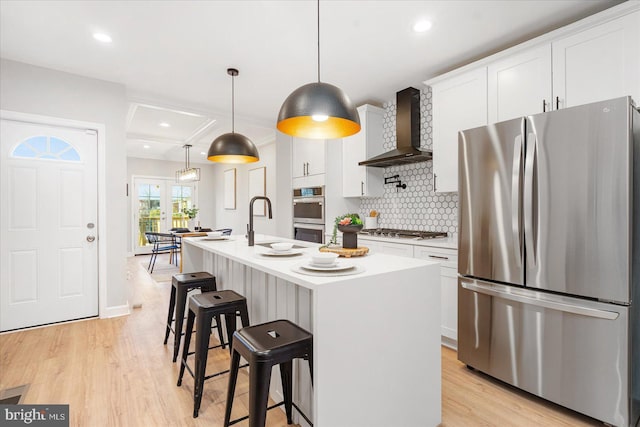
left=358, top=234, right=458, bottom=250
left=183, top=234, right=438, bottom=290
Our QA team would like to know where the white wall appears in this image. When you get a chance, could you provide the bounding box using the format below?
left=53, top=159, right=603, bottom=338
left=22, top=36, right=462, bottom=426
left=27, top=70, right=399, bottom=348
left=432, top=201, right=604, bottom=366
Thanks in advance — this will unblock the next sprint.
left=213, top=141, right=279, bottom=238
left=0, top=58, right=128, bottom=309
left=126, top=157, right=217, bottom=253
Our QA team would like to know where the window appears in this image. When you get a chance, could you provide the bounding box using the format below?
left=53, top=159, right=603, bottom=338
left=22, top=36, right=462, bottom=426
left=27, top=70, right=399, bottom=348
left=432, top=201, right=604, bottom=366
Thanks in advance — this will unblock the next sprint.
left=11, top=135, right=81, bottom=161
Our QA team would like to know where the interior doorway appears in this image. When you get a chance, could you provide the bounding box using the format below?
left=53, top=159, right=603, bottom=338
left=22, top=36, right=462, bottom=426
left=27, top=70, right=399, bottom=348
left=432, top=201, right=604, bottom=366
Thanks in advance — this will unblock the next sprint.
left=132, top=176, right=198, bottom=255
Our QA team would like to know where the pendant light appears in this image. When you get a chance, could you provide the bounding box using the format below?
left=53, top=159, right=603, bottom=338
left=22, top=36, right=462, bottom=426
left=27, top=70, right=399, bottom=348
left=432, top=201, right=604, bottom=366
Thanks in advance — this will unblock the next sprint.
left=207, top=68, right=259, bottom=164
left=277, top=0, right=360, bottom=139
left=175, top=144, right=201, bottom=182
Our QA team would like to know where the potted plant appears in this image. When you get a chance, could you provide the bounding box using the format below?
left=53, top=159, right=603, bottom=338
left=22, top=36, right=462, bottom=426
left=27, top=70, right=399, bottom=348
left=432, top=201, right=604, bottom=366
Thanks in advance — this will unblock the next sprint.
left=183, top=206, right=199, bottom=230
left=330, top=213, right=363, bottom=249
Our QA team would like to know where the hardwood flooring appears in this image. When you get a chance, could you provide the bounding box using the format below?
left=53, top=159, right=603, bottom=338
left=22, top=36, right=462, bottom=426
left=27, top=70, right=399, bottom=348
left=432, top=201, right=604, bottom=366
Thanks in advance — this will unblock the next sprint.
left=0, top=254, right=603, bottom=426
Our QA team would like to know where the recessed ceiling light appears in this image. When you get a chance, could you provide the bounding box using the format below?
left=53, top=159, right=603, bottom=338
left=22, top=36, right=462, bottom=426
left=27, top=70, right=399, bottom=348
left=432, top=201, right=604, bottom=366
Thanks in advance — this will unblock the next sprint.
left=93, top=32, right=112, bottom=43
left=413, top=20, right=432, bottom=33
left=159, top=122, right=171, bottom=128
left=143, top=144, right=150, bottom=149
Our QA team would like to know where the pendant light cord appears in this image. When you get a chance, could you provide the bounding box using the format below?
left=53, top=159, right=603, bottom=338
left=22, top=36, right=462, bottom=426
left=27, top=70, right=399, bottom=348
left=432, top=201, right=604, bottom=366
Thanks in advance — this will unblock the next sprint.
left=231, top=73, right=235, bottom=133
left=317, top=0, right=320, bottom=83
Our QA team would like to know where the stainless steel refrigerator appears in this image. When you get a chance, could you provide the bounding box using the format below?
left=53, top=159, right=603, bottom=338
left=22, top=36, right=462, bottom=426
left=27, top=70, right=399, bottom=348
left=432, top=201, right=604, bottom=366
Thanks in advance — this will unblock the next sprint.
left=457, top=96, right=639, bottom=427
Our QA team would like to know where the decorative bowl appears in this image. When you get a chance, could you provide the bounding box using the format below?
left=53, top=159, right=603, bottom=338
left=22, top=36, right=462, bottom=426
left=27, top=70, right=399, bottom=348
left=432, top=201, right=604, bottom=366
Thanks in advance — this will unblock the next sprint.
left=337, top=224, right=364, bottom=233
left=270, top=242, right=293, bottom=252
left=311, top=252, right=339, bottom=266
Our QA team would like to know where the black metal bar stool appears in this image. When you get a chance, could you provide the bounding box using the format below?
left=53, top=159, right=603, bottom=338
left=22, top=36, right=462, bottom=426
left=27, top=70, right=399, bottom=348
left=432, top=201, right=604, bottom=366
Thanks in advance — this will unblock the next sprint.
left=164, top=272, right=225, bottom=362
left=177, top=290, right=250, bottom=418
left=223, top=319, right=313, bottom=427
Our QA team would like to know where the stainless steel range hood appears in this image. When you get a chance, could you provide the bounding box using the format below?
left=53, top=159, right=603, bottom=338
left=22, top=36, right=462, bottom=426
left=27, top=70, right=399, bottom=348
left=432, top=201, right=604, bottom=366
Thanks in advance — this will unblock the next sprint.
left=359, top=87, right=432, bottom=168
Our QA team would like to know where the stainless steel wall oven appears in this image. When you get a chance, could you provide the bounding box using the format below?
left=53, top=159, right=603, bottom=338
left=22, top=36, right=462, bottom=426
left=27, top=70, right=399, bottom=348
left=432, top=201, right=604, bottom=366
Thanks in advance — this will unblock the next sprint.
left=293, top=186, right=325, bottom=243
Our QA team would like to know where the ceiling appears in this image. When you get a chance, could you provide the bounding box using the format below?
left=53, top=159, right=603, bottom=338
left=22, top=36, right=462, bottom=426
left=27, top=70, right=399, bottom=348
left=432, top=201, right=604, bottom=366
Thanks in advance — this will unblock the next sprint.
left=0, top=0, right=623, bottom=164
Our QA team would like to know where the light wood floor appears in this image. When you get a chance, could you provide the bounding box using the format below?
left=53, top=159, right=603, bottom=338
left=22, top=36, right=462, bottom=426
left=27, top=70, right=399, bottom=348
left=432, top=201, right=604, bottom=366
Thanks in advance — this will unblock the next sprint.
left=0, top=254, right=602, bottom=426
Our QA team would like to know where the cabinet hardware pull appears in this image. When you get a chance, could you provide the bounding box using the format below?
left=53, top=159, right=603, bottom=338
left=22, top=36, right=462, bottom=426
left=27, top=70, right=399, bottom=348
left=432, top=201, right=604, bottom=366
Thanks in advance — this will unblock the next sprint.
left=428, top=255, right=449, bottom=260
left=542, top=99, right=546, bottom=112
left=434, top=173, right=437, bottom=192
left=555, top=96, right=560, bottom=110
left=361, top=181, right=364, bottom=195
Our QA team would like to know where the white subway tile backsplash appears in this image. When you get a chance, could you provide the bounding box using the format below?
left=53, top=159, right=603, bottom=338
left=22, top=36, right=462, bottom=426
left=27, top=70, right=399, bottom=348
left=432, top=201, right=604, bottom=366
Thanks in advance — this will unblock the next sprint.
left=359, top=87, right=458, bottom=235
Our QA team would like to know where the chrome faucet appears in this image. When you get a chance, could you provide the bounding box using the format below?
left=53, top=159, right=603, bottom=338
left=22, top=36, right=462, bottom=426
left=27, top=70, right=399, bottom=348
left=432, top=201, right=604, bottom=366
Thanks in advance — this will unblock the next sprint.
left=248, top=196, right=273, bottom=246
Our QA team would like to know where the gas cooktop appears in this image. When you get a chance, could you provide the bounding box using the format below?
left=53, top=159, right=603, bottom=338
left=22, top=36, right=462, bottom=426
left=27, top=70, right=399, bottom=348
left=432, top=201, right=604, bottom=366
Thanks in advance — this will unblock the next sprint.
left=359, top=228, right=448, bottom=240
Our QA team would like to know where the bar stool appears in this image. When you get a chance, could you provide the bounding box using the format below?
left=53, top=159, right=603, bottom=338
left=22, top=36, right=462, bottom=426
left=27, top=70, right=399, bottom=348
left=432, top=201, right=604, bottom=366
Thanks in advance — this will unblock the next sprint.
left=177, top=290, right=250, bottom=418
left=223, top=319, right=313, bottom=427
left=164, top=272, right=225, bottom=362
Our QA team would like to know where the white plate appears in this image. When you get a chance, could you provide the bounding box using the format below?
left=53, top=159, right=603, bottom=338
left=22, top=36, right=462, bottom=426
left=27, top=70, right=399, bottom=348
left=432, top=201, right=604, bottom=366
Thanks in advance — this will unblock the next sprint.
left=260, top=249, right=303, bottom=257
left=291, top=264, right=365, bottom=277
left=202, top=236, right=229, bottom=241
left=300, top=260, right=355, bottom=272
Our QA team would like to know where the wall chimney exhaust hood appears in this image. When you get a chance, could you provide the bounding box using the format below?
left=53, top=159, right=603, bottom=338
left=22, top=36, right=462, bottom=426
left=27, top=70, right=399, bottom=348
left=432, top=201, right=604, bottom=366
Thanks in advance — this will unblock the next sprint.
left=359, top=87, right=432, bottom=168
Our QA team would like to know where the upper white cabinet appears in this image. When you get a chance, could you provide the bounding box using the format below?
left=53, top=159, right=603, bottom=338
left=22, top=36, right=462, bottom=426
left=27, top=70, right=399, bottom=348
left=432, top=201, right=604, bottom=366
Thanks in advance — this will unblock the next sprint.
left=292, top=137, right=325, bottom=179
left=342, top=105, right=385, bottom=197
left=431, top=67, right=488, bottom=193
left=488, top=44, right=552, bottom=123
left=427, top=4, right=639, bottom=194
left=552, top=10, right=640, bottom=109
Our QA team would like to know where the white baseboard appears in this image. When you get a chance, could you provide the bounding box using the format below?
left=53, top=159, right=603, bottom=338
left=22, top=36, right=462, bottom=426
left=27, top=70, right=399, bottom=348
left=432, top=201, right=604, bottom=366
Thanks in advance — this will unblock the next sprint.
left=101, top=303, right=130, bottom=318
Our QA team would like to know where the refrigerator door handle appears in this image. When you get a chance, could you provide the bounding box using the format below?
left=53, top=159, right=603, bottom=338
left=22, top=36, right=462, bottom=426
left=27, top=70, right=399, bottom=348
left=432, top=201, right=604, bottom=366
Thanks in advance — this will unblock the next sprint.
left=524, top=131, right=537, bottom=269
left=512, top=135, right=522, bottom=266
left=460, top=279, right=620, bottom=320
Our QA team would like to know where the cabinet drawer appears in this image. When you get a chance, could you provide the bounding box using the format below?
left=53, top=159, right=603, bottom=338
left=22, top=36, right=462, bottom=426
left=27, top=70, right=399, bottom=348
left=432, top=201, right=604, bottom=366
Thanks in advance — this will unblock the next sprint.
left=414, top=246, right=458, bottom=270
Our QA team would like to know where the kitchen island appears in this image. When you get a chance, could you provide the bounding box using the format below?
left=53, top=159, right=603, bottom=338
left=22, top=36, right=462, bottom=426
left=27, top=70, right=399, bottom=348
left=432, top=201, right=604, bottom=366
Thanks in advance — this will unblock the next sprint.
left=182, top=235, right=441, bottom=427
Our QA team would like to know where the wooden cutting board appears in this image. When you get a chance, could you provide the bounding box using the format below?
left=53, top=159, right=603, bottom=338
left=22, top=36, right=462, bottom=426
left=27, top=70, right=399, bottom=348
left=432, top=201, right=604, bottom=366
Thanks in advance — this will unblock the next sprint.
left=319, top=246, right=369, bottom=258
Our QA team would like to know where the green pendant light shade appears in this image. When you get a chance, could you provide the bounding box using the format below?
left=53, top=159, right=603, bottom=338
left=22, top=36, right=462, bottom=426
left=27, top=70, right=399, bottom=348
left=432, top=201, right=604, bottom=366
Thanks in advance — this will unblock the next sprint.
left=276, top=0, right=360, bottom=139
left=208, top=68, right=259, bottom=164
left=277, top=82, right=360, bottom=139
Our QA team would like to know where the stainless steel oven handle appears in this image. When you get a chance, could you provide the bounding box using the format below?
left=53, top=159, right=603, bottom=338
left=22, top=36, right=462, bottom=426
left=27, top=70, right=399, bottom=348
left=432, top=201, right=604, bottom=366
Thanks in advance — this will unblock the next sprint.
left=293, top=222, right=325, bottom=230
left=460, top=280, right=619, bottom=320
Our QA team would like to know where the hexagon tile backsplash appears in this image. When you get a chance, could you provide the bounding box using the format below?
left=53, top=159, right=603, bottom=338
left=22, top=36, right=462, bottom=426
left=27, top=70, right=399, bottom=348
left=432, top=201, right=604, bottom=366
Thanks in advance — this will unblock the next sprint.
left=359, top=87, right=459, bottom=235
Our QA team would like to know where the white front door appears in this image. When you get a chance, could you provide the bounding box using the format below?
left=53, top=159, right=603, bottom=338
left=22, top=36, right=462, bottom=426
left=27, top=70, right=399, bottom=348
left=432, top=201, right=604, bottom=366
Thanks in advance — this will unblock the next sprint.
left=132, top=177, right=197, bottom=255
left=0, top=119, right=98, bottom=331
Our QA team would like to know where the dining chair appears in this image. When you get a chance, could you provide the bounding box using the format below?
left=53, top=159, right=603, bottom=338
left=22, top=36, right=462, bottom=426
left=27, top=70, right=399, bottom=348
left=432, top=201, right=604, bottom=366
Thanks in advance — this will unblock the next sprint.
left=145, top=232, right=180, bottom=273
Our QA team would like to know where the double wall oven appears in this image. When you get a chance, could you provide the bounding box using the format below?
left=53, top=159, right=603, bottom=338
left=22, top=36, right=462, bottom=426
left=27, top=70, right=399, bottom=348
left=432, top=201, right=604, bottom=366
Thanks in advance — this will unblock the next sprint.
left=293, top=186, right=325, bottom=244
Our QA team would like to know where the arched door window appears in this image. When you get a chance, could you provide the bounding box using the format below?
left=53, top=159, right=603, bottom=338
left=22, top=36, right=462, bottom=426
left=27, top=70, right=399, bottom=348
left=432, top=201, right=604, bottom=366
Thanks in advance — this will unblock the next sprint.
left=11, top=135, right=81, bottom=162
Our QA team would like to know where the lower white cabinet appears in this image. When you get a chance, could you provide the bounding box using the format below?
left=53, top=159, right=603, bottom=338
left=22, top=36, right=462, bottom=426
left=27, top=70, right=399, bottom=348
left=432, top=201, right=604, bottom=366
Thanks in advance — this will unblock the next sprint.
left=413, top=246, right=459, bottom=348
left=361, top=238, right=414, bottom=258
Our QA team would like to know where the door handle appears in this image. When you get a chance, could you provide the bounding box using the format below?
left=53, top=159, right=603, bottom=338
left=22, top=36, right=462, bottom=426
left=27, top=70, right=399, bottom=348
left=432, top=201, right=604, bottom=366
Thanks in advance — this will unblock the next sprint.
left=512, top=134, right=523, bottom=267
left=524, top=131, right=537, bottom=269
left=460, top=280, right=619, bottom=320
left=86, top=235, right=96, bottom=242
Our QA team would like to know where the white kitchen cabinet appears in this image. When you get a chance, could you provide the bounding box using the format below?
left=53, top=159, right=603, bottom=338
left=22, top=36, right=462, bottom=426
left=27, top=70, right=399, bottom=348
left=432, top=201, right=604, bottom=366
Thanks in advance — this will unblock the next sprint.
left=359, top=238, right=414, bottom=258
left=292, top=137, right=326, bottom=178
left=342, top=105, right=384, bottom=197
left=414, top=246, right=459, bottom=349
left=488, top=44, right=552, bottom=123
left=431, top=67, right=487, bottom=194
left=552, top=10, right=640, bottom=109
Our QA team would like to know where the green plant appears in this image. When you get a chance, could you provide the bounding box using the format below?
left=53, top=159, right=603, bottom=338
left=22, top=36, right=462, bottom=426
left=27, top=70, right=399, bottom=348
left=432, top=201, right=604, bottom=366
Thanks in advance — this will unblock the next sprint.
left=329, top=213, right=362, bottom=245
left=184, top=206, right=199, bottom=219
